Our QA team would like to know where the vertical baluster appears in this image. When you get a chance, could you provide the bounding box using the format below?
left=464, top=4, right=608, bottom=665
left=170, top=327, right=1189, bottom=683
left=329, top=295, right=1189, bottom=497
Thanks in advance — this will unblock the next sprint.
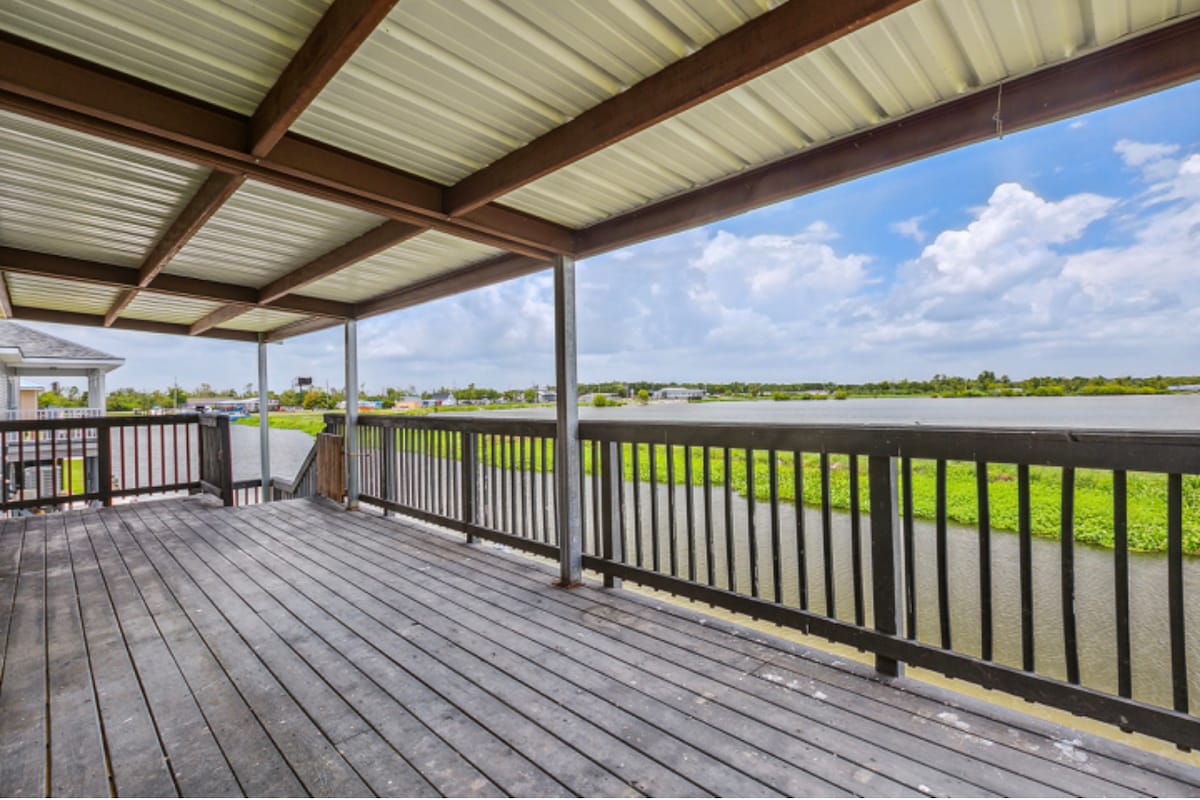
left=185, top=422, right=191, bottom=486
left=1018, top=463, right=1035, bottom=672
left=578, top=439, right=588, bottom=550
left=600, top=440, right=623, bottom=588
left=34, top=428, right=42, bottom=499
left=172, top=423, right=180, bottom=487
left=703, top=445, right=715, bottom=586
left=685, top=445, right=696, bottom=582
left=541, top=437, right=551, bottom=542
left=632, top=443, right=643, bottom=567
left=869, top=456, right=903, bottom=677
left=1113, top=470, right=1131, bottom=698
left=667, top=444, right=678, bottom=577
left=1168, top=473, right=1188, bottom=714
left=1061, top=467, right=1080, bottom=685
left=976, top=461, right=993, bottom=661
left=902, top=457, right=916, bottom=640
left=159, top=423, right=166, bottom=490
left=845, top=454, right=862, bottom=625
left=649, top=443, right=660, bottom=572
left=133, top=424, right=140, bottom=490
left=508, top=435, right=518, bottom=534
left=936, top=459, right=951, bottom=649
left=592, top=441, right=602, bottom=555
left=769, top=450, right=781, bottom=605
left=746, top=448, right=758, bottom=598
left=724, top=447, right=735, bottom=592
left=519, top=435, right=528, bottom=538
left=794, top=450, right=808, bottom=611
left=821, top=452, right=835, bottom=617
left=50, top=426, right=57, bottom=499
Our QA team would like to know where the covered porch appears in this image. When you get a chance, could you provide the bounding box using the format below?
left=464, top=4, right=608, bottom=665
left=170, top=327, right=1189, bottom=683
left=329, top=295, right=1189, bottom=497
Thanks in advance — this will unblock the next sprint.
left=2, top=496, right=1198, bottom=797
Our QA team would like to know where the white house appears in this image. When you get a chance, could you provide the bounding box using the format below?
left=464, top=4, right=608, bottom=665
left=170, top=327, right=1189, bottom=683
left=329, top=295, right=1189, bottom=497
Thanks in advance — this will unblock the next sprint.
left=653, top=386, right=705, bottom=401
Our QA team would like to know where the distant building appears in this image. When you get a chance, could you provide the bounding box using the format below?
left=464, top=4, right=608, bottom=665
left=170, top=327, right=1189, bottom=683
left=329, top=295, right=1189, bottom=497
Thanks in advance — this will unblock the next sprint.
left=0, top=320, right=122, bottom=415
left=186, top=397, right=279, bottom=414
left=423, top=392, right=456, bottom=407
left=653, top=386, right=705, bottom=401
left=393, top=396, right=422, bottom=410
left=1168, top=384, right=1200, bottom=392
left=536, top=388, right=557, bottom=403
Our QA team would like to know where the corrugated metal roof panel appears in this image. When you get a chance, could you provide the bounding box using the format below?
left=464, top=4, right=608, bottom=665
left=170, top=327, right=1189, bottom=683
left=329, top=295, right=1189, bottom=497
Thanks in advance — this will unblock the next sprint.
left=164, top=180, right=384, bottom=288
left=219, top=308, right=307, bottom=332
left=6, top=274, right=122, bottom=316
left=292, top=0, right=774, bottom=183
left=0, top=111, right=208, bottom=268
left=297, top=230, right=505, bottom=303
left=123, top=292, right=223, bottom=326
left=0, top=0, right=329, bottom=115
left=499, top=0, right=1200, bottom=228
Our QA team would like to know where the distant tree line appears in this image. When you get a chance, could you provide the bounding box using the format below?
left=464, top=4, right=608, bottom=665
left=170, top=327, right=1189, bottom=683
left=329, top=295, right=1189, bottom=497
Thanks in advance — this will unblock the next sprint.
left=37, top=372, right=1198, bottom=413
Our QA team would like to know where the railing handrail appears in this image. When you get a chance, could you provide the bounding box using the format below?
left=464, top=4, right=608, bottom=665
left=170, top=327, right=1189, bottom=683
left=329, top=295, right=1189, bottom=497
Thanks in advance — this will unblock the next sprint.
left=0, top=412, right=200, bottom=433
left=338, top=413, right=1200, bottom=473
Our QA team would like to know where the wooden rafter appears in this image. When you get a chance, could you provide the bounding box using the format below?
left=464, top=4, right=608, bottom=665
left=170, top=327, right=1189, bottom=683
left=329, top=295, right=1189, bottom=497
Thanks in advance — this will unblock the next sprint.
left=249, top=0, right=398, bottom=157
left=0, top=272, right=12, bottom=319
left=263, top=315, right=345, bottom=343
left=99, top=0, right=398, bottom=330
left=443, top=0, right=917, bottom=216
left=0, top=33, right=573, bottom=258
left=0, top=247, right=352, bottom=318
left=189, top=304, right=257, bottom=337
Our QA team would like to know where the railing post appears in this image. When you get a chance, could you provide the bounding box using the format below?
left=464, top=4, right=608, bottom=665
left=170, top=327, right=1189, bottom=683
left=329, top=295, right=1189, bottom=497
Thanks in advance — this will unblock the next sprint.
left=97, top=423, right=113, bottom=507
left=461, top=431, right=477, bottom=543
left=344, top=320, right=359, bottom=510
left=600, top=440, right=623, bottom=588
left=381, top=424, right=396, bottom=518
left=869, top=455, right=904, bottom=677
left=216, top=414, right=233, bottom=507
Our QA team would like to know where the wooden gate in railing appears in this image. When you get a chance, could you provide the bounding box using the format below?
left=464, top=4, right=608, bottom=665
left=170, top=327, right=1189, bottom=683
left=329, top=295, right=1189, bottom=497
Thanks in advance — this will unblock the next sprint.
left=197, top=414, right=234, bottom=506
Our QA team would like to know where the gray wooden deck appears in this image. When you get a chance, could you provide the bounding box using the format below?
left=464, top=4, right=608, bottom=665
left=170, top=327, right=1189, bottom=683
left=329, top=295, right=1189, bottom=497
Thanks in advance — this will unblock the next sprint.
left=2, top=497, right=1199, bottom=798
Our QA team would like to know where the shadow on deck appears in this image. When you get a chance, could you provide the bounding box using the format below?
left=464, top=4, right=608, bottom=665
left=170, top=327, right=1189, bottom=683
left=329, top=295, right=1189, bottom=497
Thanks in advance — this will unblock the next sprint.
left=1, top=496, right=1198, bottom=797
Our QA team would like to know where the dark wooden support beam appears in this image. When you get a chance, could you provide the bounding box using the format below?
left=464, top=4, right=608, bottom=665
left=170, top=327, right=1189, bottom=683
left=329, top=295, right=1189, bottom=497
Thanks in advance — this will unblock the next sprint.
left=263, top=315, right=343, bottom=343
left=575, top=18, right=1200, bottom=257
left=189, top=305, right=253, bottom=336
left=0, top=247, right=352, bottom=318
left=259, top=219, right=423, bottom=304
left=103, top=170, right=246, bottom=326
left=0, top=273, right=12, bottom=319
left=444, top=0, right=917, bottom=216
left=0, top=33, right=572, bottom=256
left=10, top=306, right=260, bottom=342
left=249, top=0, right=397, bottom=156
left=355, top=253, right=547, bottom=318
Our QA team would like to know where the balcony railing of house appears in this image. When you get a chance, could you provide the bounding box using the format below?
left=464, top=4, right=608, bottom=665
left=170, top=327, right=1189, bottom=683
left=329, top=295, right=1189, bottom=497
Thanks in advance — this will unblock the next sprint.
left=0, top=412, right=243, bottom=513
left=306, top=412, right=1199, bottom=751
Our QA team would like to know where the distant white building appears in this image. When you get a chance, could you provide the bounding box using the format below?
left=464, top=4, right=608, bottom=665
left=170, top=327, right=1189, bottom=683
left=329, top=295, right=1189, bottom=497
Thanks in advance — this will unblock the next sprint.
left=423, top=392, right=456, bottom=407
left=653, top=386, right=705, bottom=401
left=536, top=388, right=557, bottom=403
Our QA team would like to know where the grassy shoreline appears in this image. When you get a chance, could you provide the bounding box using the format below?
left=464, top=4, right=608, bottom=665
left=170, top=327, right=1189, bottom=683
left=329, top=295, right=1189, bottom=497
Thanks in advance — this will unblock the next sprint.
left=241, top=413, right=1198, bottom=555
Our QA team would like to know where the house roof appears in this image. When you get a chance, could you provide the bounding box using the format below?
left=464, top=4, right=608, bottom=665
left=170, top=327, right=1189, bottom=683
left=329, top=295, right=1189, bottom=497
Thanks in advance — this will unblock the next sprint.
left=0, top=320, right=123, bottom=369
left=0, top=1, right=1196, bottom=343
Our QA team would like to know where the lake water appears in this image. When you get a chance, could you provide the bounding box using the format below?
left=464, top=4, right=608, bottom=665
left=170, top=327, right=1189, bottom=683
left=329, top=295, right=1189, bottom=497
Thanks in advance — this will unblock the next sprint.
left=486, top=393, right=1200, bottom=429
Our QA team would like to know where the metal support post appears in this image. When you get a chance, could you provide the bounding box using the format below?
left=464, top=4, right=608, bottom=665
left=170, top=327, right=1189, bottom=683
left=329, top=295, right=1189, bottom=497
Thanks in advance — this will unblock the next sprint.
left=554, top=254, right=582, bottom=586
left=257, top=335, right=271, bottom=501
left=344, top=319, right=359, bottom=509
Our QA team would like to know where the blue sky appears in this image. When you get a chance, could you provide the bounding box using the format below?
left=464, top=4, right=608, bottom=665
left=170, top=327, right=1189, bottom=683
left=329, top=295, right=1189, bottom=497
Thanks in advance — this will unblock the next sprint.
left=28, top=79, right=1200, bottom=394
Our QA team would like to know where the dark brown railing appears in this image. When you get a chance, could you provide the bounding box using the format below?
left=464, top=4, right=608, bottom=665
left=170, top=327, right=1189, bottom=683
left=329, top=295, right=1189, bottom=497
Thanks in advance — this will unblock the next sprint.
left=328, top=412, right=1200, bottom=750
left=0, top=412, right=240, bottom=512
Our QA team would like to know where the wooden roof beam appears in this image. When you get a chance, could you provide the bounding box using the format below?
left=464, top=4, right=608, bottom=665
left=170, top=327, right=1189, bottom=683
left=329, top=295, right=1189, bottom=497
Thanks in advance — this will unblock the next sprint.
left=11, top=306, right=261, bottom=342
left=355, top=253, right=548, bottom=318
left=443, top=0, right=917, bottom=216
left=189, top=304, right=253, bottom=336
left=575, top=17, right=1200, bottom=258
left=263, top=315, right=344, bottom=343
left=0, top=33, right=573, bottom=257
left=0, top=247, right=352, bottom=319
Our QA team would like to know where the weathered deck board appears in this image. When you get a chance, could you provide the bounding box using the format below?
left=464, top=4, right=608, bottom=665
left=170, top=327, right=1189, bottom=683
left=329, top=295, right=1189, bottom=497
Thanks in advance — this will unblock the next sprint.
left=0, top=496, right=1198, bottom=798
